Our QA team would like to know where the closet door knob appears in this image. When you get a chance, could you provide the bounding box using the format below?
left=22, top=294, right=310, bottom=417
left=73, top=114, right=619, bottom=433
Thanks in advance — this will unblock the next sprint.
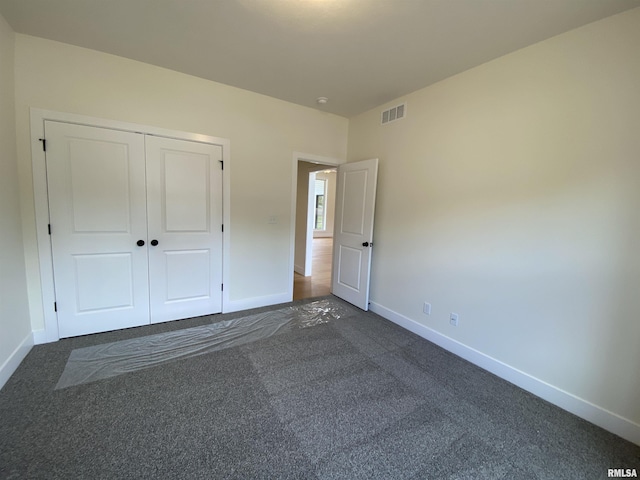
left=136, top=240, right=145, bottom=247
left=150, top=239, right=159, bottom=246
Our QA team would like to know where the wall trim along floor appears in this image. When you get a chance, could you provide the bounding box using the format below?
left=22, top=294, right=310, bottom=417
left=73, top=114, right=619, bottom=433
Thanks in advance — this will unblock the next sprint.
left=0, top=331, right=33, bottom=390
left=369, top=301, right=640, bottom=447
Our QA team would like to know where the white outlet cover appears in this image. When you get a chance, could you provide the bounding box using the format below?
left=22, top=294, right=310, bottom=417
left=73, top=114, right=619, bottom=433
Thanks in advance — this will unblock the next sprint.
left=423, top=302, right=431, bottom=315
left=450, top=313, right=459, bottom=326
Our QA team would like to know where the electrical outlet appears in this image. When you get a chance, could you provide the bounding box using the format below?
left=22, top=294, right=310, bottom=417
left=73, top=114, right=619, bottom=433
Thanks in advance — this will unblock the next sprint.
left=449, top=313, right=459, bottom=327
left=423, top=302, right=431, bottom=315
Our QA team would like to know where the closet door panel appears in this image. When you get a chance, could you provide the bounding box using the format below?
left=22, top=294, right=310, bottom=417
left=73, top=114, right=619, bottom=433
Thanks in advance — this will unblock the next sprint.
left=146, top=136, right=223, bottom=323
left=45, top=121, right=150, bottom=338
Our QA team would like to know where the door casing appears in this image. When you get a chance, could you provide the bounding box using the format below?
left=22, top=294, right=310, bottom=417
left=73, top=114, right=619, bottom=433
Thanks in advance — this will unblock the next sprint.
left=289, top=152, right=342, bottom=301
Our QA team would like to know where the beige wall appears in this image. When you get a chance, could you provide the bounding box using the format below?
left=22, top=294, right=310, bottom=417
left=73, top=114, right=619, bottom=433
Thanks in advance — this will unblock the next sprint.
left=294, top=162, right=315, bottom=274
left=313, top=170, right=336, bottom=238
left=13, top=34, right=348, bottom=330
left=348, top=8, right=640, bottom=426
left=0, top=15, right=31, bottom=374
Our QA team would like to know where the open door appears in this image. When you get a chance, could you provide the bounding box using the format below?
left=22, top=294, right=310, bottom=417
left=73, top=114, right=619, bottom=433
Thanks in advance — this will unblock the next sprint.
left=331, top=158, right=378, bottom=310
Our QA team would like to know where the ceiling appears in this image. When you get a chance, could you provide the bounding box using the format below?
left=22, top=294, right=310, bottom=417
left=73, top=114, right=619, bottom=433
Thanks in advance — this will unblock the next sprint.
left=1, top=0, right=638, bottom=117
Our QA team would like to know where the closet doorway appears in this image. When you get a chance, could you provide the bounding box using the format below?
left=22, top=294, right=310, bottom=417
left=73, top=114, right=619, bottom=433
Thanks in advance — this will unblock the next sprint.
left=41, top=118, right=224, bottom=338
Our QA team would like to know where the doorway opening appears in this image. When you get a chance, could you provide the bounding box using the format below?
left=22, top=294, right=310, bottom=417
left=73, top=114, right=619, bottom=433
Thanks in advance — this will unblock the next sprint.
left=293, top=160, right=337, bottom=300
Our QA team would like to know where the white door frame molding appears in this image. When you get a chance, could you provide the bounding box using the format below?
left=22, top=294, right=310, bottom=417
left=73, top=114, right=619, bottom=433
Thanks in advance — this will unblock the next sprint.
left=289, top=152, right=343, bottom=302
left=30, top=108, right=231, bottom=343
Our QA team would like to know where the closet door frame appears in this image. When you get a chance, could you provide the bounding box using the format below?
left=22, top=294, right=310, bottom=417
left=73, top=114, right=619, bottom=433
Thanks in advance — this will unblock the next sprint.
left=30, top=108, right=231, bottom=343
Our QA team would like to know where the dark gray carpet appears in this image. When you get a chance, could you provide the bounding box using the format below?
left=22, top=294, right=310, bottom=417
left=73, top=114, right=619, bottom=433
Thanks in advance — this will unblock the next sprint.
left=1, top=296, right=638, bottom=479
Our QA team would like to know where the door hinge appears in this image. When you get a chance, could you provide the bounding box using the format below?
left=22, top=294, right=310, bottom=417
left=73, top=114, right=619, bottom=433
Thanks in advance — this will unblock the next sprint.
left=39, top=138, right=46, bottom=152
left=48, top=224, right=51, bottom=235
left=54, top=302, right=57, bottom=312
left=219, top=160, right=224, bottom=170
left=221, top=283, right=224, bottom=291
left=221, top=224, right=224, bottom=232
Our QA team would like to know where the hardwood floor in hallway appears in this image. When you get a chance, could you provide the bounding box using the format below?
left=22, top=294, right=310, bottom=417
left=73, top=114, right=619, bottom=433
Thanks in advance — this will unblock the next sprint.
left=293, top=237, right=333, bottom=300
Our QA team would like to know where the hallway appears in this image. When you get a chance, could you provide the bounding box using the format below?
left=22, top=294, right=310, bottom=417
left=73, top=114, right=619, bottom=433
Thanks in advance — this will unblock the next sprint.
left=293, top=238, right=333, bottom=300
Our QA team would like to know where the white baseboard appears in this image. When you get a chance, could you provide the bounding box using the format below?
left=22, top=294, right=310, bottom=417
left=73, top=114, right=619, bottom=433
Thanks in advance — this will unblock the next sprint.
left=224, top=292, right=292, bottom=313
left=0, top=332, right=34, bottom=391
left=369, top=301, right=640, bottom=446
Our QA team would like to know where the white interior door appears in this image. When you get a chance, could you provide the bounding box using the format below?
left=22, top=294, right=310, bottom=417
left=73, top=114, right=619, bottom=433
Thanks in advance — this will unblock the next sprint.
left=331, top=158, right=378, bottom=310
left=145, top=136, right=223, bottom=323
left=46, top=121, right=150, bottom=338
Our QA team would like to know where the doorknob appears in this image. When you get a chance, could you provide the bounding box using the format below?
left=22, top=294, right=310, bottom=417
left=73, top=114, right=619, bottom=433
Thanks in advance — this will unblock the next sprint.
left=136, top=240, right=145, bottom=247
left=150, top=239, right=159, bottom=246
left=362, top=242, right=369, bottom=247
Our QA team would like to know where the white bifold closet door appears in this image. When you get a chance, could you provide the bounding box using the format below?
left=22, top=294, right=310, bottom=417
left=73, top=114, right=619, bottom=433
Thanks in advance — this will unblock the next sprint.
left=145, top=135, right=222, bottom=324
left=45, top=121, right=223, bottom=338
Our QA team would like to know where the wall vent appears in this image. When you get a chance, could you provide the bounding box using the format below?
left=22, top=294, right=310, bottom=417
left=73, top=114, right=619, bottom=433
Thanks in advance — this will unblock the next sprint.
left=381, top=103, right=406, bottom=125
